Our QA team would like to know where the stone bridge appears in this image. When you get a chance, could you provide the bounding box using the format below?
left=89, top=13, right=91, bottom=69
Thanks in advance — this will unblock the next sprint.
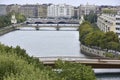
left=26, top=18, right=80, bottom=24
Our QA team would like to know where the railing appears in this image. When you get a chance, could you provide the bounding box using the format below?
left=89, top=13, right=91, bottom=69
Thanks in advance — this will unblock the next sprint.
left=36, top=56, right=105, bottom=61
left=33, top=56, right=120, bottom=68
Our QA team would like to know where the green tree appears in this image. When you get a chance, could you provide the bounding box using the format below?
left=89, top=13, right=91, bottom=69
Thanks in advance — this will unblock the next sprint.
left=84, top=13, right=97, bottom=23
left=79, top=21, right=93, bottom=44
left=107, top=42, right=119, bottom=52
left=55, top=60, right=96, bottom=80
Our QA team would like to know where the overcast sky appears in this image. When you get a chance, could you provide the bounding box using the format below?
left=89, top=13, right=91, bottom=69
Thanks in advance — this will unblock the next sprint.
left=0, top=0, right=120, bottom=6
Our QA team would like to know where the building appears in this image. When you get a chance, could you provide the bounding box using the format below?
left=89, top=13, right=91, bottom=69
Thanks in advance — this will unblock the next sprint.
left=73, top=7, right=79, bottom=19
left=19, top=4, right=37, bottom=18
left=78, top=3, right=98, bottom=16
left=0, top=5, right=7, bottom=16
left=37, top=4, right=48, bottom=18
left=47, top=4, right=74, bottom=18
left=97, top=13, right=120, bottom=38
left=6, top=4, right=21, bottom=13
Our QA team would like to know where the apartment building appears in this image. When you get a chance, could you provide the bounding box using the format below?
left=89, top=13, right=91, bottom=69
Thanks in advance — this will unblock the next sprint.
left=6, top=4, right=20, bottom=13
left=37, top=4, right=48, bottom=18
left=97, top=12, right=120, bottom=38
left=0, top=5, right=7, bottom=16
left=79, top=3, right=98, bottom=16
left=19, top=5, right=37, bottom=18
left=47, top=4, right=74, bottom=18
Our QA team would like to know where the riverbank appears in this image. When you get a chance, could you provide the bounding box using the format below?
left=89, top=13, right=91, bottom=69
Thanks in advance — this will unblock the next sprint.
left=0, top=26, right=15, bottom=36
left=80, top=44, right=106, bottom=58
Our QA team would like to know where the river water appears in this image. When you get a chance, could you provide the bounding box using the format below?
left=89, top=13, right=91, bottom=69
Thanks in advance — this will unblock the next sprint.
left=0, top=27, right=120, bottom=80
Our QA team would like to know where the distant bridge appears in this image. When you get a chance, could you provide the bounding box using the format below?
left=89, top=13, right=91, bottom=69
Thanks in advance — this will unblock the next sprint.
left=16, top=23, right=79, bottom=31
left=36, top=56, right=120, bottom=68
left=26, top=18, right=80, bottom=24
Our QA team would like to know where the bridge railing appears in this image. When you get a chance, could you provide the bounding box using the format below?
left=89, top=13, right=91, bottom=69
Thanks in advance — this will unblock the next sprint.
left=36, top=56, right=104, bottom=61
left=35, top=56, right=120, bottom=64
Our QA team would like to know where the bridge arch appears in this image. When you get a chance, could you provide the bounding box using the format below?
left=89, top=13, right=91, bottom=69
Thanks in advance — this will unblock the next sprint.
left=34, top=22, right=43, bottom=24
left=26, top=22, right=30, bottom=24
left=58, top=21, right=66, bottom=24
left=46, top=22, right=55, bottom=24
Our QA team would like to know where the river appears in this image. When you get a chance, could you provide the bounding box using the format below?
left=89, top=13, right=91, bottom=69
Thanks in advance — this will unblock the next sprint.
left=0, top=27, right=120, bottom=80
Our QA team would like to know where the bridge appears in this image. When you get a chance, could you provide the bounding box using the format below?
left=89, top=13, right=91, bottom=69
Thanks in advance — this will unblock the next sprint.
left=16, top=23, right=79, bottom=31
left=26, top=18, right=79, bottom=24
left=36, top=56, right=120, bottom=68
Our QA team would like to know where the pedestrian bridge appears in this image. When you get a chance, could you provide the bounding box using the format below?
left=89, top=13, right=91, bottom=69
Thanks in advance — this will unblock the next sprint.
left=36, top=56, right=120, bottom=68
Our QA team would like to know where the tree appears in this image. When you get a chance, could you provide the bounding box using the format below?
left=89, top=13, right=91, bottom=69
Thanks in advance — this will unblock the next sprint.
left=107, top=42, right=119, bottom=52
left=84, top=13, right=97, bottom=23
left=55, top=60, right=96, bottom=80
left=0, top=12, right=26, bottom=28
left=79, top=21, right=93, bottom=44
left=105, top=31, right=119, bottom=43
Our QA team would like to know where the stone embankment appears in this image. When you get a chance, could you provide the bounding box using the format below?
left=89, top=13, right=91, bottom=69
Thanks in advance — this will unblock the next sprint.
left=80, top=44, right=106, bottom=58
left=0, top=26, right=15, bottom=36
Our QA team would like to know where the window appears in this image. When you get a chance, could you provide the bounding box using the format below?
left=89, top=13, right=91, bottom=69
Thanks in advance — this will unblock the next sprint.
left=116, top=23, right=120, bottom=25
left=116, top=18, right=120, bottom=20
left=116, top=28, right=120, bottom=30
left=67, top=9, right=69, bottom=15
left=60, top=7, right=64, bottom=13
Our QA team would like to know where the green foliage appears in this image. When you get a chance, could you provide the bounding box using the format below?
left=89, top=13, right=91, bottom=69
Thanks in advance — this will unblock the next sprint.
left=79, top=21, right=120, bottom=57
left=84, top=13, right=97, bottom=23
left=55, top=60, right=96, bottom=80
left=0, top=43, right=96, bottom=80
left=79, top=21, right=93, bottom=44
left=15, top=13, right=26, bottom=23
left=0, top=15, right=11, bottom=28
left=0, top=12, right=26, bottom=28
left=104, top=52, right=115, bottom=58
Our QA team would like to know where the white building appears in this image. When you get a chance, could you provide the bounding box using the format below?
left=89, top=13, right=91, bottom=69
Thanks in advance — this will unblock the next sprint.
left=47, top=4, right=74, bottom=18
left=79, top=3, right=98, bottom=16
left=97, top=12, right=120, bottom=38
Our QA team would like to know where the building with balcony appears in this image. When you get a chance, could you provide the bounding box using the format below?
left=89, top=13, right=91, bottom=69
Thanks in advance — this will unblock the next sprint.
left=47, top=4, right=74, bottom=18
left=97, top=12, right=120, bottom=38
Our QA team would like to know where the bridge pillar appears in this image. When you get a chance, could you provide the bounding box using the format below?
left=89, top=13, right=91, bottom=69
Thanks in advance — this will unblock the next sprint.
left=35, top=24, right=39, bottom=30
left=56, top=24, right=59, bottom=31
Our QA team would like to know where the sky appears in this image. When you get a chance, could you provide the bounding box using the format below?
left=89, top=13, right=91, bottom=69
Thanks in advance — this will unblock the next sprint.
left=0, top=0, right=120, bottom=6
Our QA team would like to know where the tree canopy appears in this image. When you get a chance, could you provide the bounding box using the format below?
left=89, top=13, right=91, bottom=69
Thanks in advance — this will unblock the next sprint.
left=0, top=12, right=26, bottom=28
left=0, top=43, right=96, bottom=80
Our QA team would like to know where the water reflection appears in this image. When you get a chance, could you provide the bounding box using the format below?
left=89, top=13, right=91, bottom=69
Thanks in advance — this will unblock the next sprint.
left=0, top=30, right=85, bottom=57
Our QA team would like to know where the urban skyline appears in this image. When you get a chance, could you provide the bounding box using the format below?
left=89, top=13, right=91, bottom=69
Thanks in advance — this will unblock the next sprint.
left=0, top=0, right=120, bottom=6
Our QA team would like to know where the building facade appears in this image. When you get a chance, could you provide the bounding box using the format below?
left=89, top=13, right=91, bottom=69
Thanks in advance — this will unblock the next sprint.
left=97, top=13, right=120, bottom=38
left=47, top=4, right=74, bottom=18
left=6, top=4, right=20, bottom=14
left=79, top=3, right=98, bottom=16
left=0, top=5, right=7, bottom=16
left=37, top=4, right=48, bottom=18
left=19, top=5, right=37, bottom=18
